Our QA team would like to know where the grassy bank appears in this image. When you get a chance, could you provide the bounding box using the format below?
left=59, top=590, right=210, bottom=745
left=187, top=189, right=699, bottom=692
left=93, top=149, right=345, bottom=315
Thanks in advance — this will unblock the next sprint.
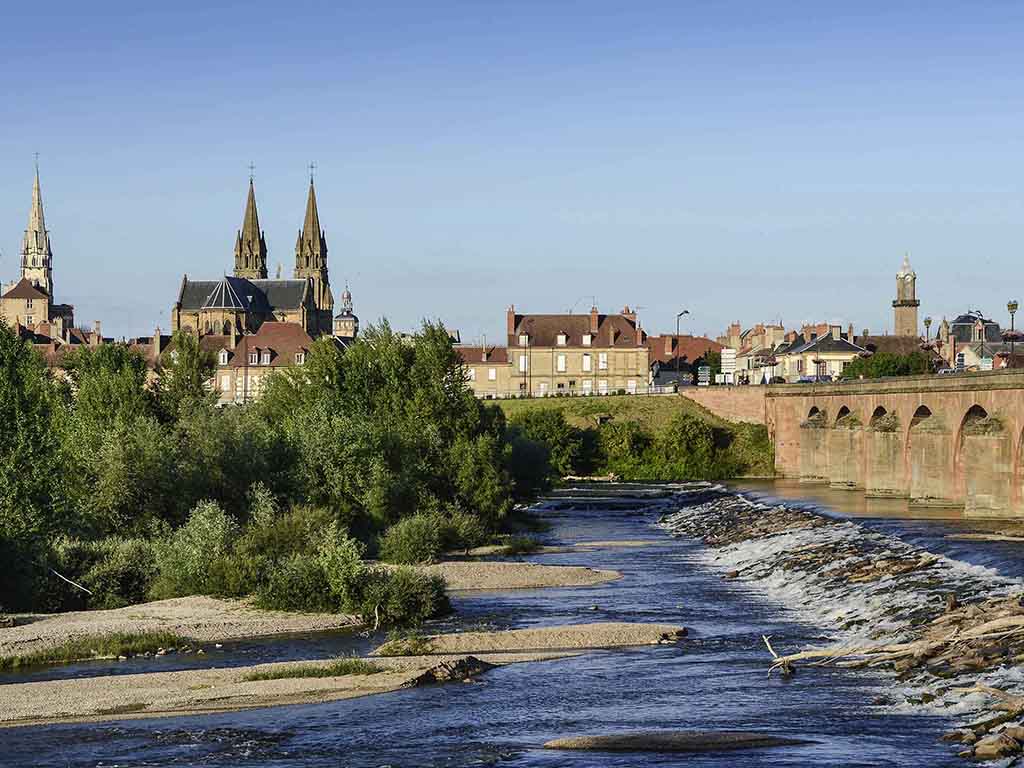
left=499, top=394, right=773, bottom=480
left=242, top=658, right=382, bottom=681
left=0, top=630, right=187, bottom=671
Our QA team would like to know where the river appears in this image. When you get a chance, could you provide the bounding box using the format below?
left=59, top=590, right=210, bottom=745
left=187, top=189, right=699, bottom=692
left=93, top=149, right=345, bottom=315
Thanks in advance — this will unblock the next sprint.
left=6, top=481, right=1021, bottom=767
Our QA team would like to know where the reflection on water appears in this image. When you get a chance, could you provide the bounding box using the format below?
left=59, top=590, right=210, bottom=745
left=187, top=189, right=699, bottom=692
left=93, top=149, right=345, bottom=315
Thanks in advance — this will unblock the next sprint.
left=734, top=478, right=960, bottom=520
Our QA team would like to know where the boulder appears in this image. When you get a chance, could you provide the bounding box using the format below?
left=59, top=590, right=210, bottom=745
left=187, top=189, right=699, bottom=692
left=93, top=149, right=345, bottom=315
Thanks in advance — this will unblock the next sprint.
left=543, top=731, right=812, bottom=752
left=402, top=656, right=496, bottom=688
left=973, top=733, right=1021, bottom=760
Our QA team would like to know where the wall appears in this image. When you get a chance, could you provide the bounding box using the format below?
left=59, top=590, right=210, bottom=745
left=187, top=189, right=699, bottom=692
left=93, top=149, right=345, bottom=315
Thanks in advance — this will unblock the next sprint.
left=678, top=386, right=766, bottom=425
left=765, top=371, right=1024, bottom=518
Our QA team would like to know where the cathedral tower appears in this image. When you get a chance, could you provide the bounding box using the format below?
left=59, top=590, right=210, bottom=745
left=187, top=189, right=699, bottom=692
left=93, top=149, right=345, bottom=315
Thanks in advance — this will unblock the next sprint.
left=893, top=253, right=920, bottom=337
left=21, top=165, right=54, bottom=296
left=294, top=176, right=334, bottom=329
left=234, top=179, right=268, bottom=279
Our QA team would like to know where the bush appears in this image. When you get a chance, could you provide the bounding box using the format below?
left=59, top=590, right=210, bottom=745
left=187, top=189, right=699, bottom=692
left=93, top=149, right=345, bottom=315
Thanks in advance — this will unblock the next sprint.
left=445, top=506, right=487, bottom=552
left=378, top=514, right=444, bottom=564
left=255, top=553, right=335, bottom=612
left=149, top=501, right=239, bottom=599
left=505, top=429, right=552, bottom=499
left=355, top=566, right=449, bottom=629
left=509, top=409, right=585, bottom=477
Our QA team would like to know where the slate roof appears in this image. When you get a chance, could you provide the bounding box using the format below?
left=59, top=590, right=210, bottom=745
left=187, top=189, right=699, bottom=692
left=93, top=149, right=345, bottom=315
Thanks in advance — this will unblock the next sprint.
left=2, top=278, right=48, bottom=300
left=855, top=335, right=934, bottom=357
left=509, top=313, right=642, bottom=348
left=949, top=313, right=1003, bottom=343
left=788, top=333, right=866, bottom=356
left=177, top=276, right=309, bottom=313
left=202, top=277, right=250, bottom=310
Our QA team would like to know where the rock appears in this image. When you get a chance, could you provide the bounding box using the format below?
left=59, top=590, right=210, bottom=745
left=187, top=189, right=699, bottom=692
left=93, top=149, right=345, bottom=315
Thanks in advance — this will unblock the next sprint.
left=658, top=629, right=687, bottom=644
left=543, top=731, right=813, bottom=752
left=942, top=729, right=976, bottom=744
left=724, top=570, right=740, bottom=579
left=196, top=649, right=205, bottom=655
left=589, top=605, right=599, bottom=611
left=1001, top=725, right=1024, bottom=742
left=0, top=615, right=15, bottom=628
left=402, top=656, right=496, bottom=688
left=973, top=733, right=1021, bottom=760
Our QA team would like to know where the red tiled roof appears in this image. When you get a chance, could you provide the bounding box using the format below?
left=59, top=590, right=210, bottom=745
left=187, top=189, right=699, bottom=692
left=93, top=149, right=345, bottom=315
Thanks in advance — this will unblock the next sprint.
left=227, top=322, right=314, bottom=368
left=646, top=334, right=722, bottom=365
left=509, top=313, right=643, bottom=348
left=455, top=346, right=509, bottom=364
left=3, top=278, right=48, bottom=301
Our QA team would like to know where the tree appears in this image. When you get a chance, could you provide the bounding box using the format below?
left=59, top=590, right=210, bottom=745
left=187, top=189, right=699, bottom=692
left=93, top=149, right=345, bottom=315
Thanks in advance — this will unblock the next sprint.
left=509, top=409, right=584, bottom=477
left=156, top=330, right=217, bottom=418
left=840, top=351, right=933, bottom=380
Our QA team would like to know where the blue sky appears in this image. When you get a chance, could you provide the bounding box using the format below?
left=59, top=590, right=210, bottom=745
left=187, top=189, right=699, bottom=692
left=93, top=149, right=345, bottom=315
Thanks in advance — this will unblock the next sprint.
left=2, top=1, right=1023, bottom=341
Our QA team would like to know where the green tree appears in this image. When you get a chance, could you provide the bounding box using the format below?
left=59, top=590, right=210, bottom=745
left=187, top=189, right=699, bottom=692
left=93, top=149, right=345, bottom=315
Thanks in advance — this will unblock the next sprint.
left=156, top=330, right=217, bottom=418
left=840, top=351, right=933, bottom=380
left=509, top=409, right=585, bottom=477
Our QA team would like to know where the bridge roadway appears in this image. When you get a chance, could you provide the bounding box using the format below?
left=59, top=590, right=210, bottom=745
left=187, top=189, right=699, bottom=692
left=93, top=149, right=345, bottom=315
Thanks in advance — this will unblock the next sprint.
left=765, top=370, right=1024, bottom=518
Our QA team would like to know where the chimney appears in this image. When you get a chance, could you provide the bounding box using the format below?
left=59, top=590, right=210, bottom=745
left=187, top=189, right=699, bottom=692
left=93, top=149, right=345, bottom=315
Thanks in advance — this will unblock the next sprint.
left=665, top=335, right=673, bottom=357
left=590, top=306, right=599, bottom=334
left=230, top=322, right=238, bottom=350
left=862, top=328, right=870, bottom=339
left=847, top=323, right=854, bottom=342
left=482, top=344, right=488, bottom=363
left=506, top=305, right=516, bottom=336
left=830, top=325, right=841, bottom=341
left=91, top=320, right=102, bottom=346
left=621, top=305, right=636, bottom=324
left=152, top=326, right=163, bottom=362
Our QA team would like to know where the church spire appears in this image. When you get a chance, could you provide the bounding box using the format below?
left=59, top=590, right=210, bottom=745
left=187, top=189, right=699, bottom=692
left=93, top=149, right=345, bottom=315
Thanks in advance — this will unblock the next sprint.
left=233, top=178, right=268, bottom=279
left=20, top=162, right=54, bottom=295
left=294, top=172, right=333, bottom=326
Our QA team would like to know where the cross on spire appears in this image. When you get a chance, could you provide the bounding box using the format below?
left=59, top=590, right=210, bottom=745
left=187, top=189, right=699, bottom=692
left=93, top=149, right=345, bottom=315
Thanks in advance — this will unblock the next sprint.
left=308, top=161, right=317, bottom=182
left=33, top=152, right=40, bottom=173
left=248, top=162, right=255, bottom=181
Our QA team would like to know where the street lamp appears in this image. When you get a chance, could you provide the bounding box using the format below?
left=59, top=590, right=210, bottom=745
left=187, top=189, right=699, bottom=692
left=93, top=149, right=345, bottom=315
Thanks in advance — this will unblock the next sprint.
left=1009, top=300, right=1019, bottom=361
left=924, top=316, right=932, bottom=344
left=675, top=309, right=690, bottom=387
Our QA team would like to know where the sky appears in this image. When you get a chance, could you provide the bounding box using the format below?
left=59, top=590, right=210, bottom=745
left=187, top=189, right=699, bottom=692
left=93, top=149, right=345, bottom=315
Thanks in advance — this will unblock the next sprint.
left=2, top=1, right=1023, bottom=342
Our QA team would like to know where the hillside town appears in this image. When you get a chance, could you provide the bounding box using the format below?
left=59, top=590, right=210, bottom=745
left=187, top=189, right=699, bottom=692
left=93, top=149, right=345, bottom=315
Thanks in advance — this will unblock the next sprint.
left=2, top=168, right=1020, bottom=403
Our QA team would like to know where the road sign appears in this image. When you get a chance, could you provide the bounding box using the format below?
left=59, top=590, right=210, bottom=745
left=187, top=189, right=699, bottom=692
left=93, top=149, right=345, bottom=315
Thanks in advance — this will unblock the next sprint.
left=980, top=357, right=993, bottom=371
left=698, top=365, right=711, bottom=386
left=721, top=348, right=737, bottom=374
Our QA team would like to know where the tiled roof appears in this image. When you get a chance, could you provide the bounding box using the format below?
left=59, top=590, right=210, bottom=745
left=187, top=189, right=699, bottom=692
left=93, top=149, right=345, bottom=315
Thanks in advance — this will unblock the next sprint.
left=509, top=313, right=642, bottom=348
left=646, top=335, right=722, bottom=366
left=855, top=335, right=936, bottom=357
left=455, top=346, right=509, bottom=364
left=2, top=278, right=48, bottom=300
left=226, top=323, right=313, bottom=368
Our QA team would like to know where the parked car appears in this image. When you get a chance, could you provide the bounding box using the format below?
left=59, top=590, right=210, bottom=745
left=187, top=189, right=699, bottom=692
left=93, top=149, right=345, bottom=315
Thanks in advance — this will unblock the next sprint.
left=936, top=368, right=957, bottom=375
left=797, top=375, right=834, bottom=384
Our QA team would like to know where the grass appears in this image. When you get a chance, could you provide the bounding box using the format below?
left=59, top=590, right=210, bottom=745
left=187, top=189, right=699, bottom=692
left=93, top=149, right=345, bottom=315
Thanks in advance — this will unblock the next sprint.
left=502, top=535, right=542, bottom=556
left=242, top=657, right=382, bottom=681
left=376, top=630, right=434, bottom=657
left=0, top=631, right=189, bottom=671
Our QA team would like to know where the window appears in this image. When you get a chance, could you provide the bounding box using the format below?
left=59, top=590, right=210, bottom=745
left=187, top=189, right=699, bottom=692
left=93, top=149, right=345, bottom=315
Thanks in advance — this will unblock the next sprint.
left=468, top=367, right=476, bottom=381
left=219, top=350, right=229, bottom=365
left=538, top=382, right=548, bottom=396
left=582, top=334, right=592, bottom=347
left=582, top=379, right=592, bottom=394
left=488, top=368, right=497, bottom=381
left=249, top=352, right=258, bottom=365
left=220, top=375, right=230, bottom=392
left=556, top=353, right=566, bottom=372
left=518, top=354, right=528, bottom=372
left=519, top=334, right=529, bottom=347
left=598, top=379, right=608, bottom=394
left=25, top=315, right=33, bottom=325
left=557, top=333, right=567, bottom=346
left=582, top=353, right=592, bottom=372
left=598, top=352, right=608, bottom=370
left=295, top=352, right=305, bottom=365
left=261, top=351, right=271, bottom=365
left=26, top=299, right=33, bottom=309
left=627, top=379, right=637, bottom=394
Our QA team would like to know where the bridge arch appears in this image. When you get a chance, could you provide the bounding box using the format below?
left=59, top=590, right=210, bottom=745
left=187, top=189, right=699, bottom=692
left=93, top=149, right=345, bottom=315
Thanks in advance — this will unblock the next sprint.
left=828, top=405, right=863, bottom=489
left=906, top=404, right=953, bottom=506
left=956, top=404, right=1012, bottom=517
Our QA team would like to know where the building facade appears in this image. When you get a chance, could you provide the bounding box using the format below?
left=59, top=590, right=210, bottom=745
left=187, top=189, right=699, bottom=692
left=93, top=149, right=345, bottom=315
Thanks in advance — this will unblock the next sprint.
left=505, top=305, right=649, bottom=396
left=456, top=345, right=512, bottom=398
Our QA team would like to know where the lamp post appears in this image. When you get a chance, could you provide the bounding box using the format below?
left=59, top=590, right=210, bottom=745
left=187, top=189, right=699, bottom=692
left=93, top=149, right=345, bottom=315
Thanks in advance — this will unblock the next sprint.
left=924, top=316, right=932, bottom=344
left=1009, top=300, right=1019, bottom=362
left=675, top=309, right=690, bottom=388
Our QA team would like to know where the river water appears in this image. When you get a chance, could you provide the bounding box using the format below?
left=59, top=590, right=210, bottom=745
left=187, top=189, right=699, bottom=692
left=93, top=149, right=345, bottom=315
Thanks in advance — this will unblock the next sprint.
left=6, top=481, right=1022, bottom=767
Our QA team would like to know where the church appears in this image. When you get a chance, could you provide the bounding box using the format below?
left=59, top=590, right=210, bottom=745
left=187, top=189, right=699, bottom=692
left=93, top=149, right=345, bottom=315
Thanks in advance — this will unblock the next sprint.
left=171, top=175, right=357, bottom=342
left=1, top=167, right=77, bottom=337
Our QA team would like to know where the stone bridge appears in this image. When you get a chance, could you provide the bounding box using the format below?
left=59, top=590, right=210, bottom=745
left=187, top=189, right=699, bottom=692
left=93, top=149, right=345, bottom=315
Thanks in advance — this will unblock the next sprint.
left=765, top=372, right=1024, bottom=518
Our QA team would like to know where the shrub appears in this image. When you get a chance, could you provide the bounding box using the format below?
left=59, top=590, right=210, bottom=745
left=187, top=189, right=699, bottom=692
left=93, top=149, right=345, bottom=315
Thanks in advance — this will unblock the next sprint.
left=505, top=429, right=552, bottom=499
left=317, top=529, right=367, bottom=609
left=378, top=515, right=444, bottom=564
left=376, top=629, right=434, bottom=656
left=243, top=657, right=382, bottom=681
left=503, top=535, right=542, bottom=556
left=509, top=409, right=584, bottom=477
left=355, top=566, right=449, bottom=629
left=255, top=553, right=335, bottom=612
left=149, top=501, right=239, bottom=599
left=445, top=506, right=487, bottom=552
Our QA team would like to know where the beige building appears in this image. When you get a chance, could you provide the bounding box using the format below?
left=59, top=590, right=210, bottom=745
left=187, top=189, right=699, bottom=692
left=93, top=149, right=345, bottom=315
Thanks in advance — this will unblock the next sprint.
left=504, top=305, right=649, bottom=396
left=893, top=254, right=920, bottom=338
left=456, top=346, right=511, bottom=398
left=774, top=324, right=867, bottom=381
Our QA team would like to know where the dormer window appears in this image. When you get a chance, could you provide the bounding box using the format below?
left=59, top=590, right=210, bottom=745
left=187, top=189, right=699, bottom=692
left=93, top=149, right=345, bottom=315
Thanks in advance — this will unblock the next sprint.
left=582, top=334, right=592, bottom=347
left=557, top=333, right=567, bottom=346
left=261, top=351, right=271, bottom=365
left=248, top=352, right=258, bottom=365
left=219, top=350, right=229, bottom=365
left=519, top=334, right=529, bottom=347
left=295, top=352, right=305, bottom=365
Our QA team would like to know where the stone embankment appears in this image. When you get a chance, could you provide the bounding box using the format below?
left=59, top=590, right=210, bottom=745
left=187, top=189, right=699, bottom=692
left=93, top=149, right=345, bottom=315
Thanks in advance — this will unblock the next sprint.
left=660, top=486, right=1024, bottom=762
